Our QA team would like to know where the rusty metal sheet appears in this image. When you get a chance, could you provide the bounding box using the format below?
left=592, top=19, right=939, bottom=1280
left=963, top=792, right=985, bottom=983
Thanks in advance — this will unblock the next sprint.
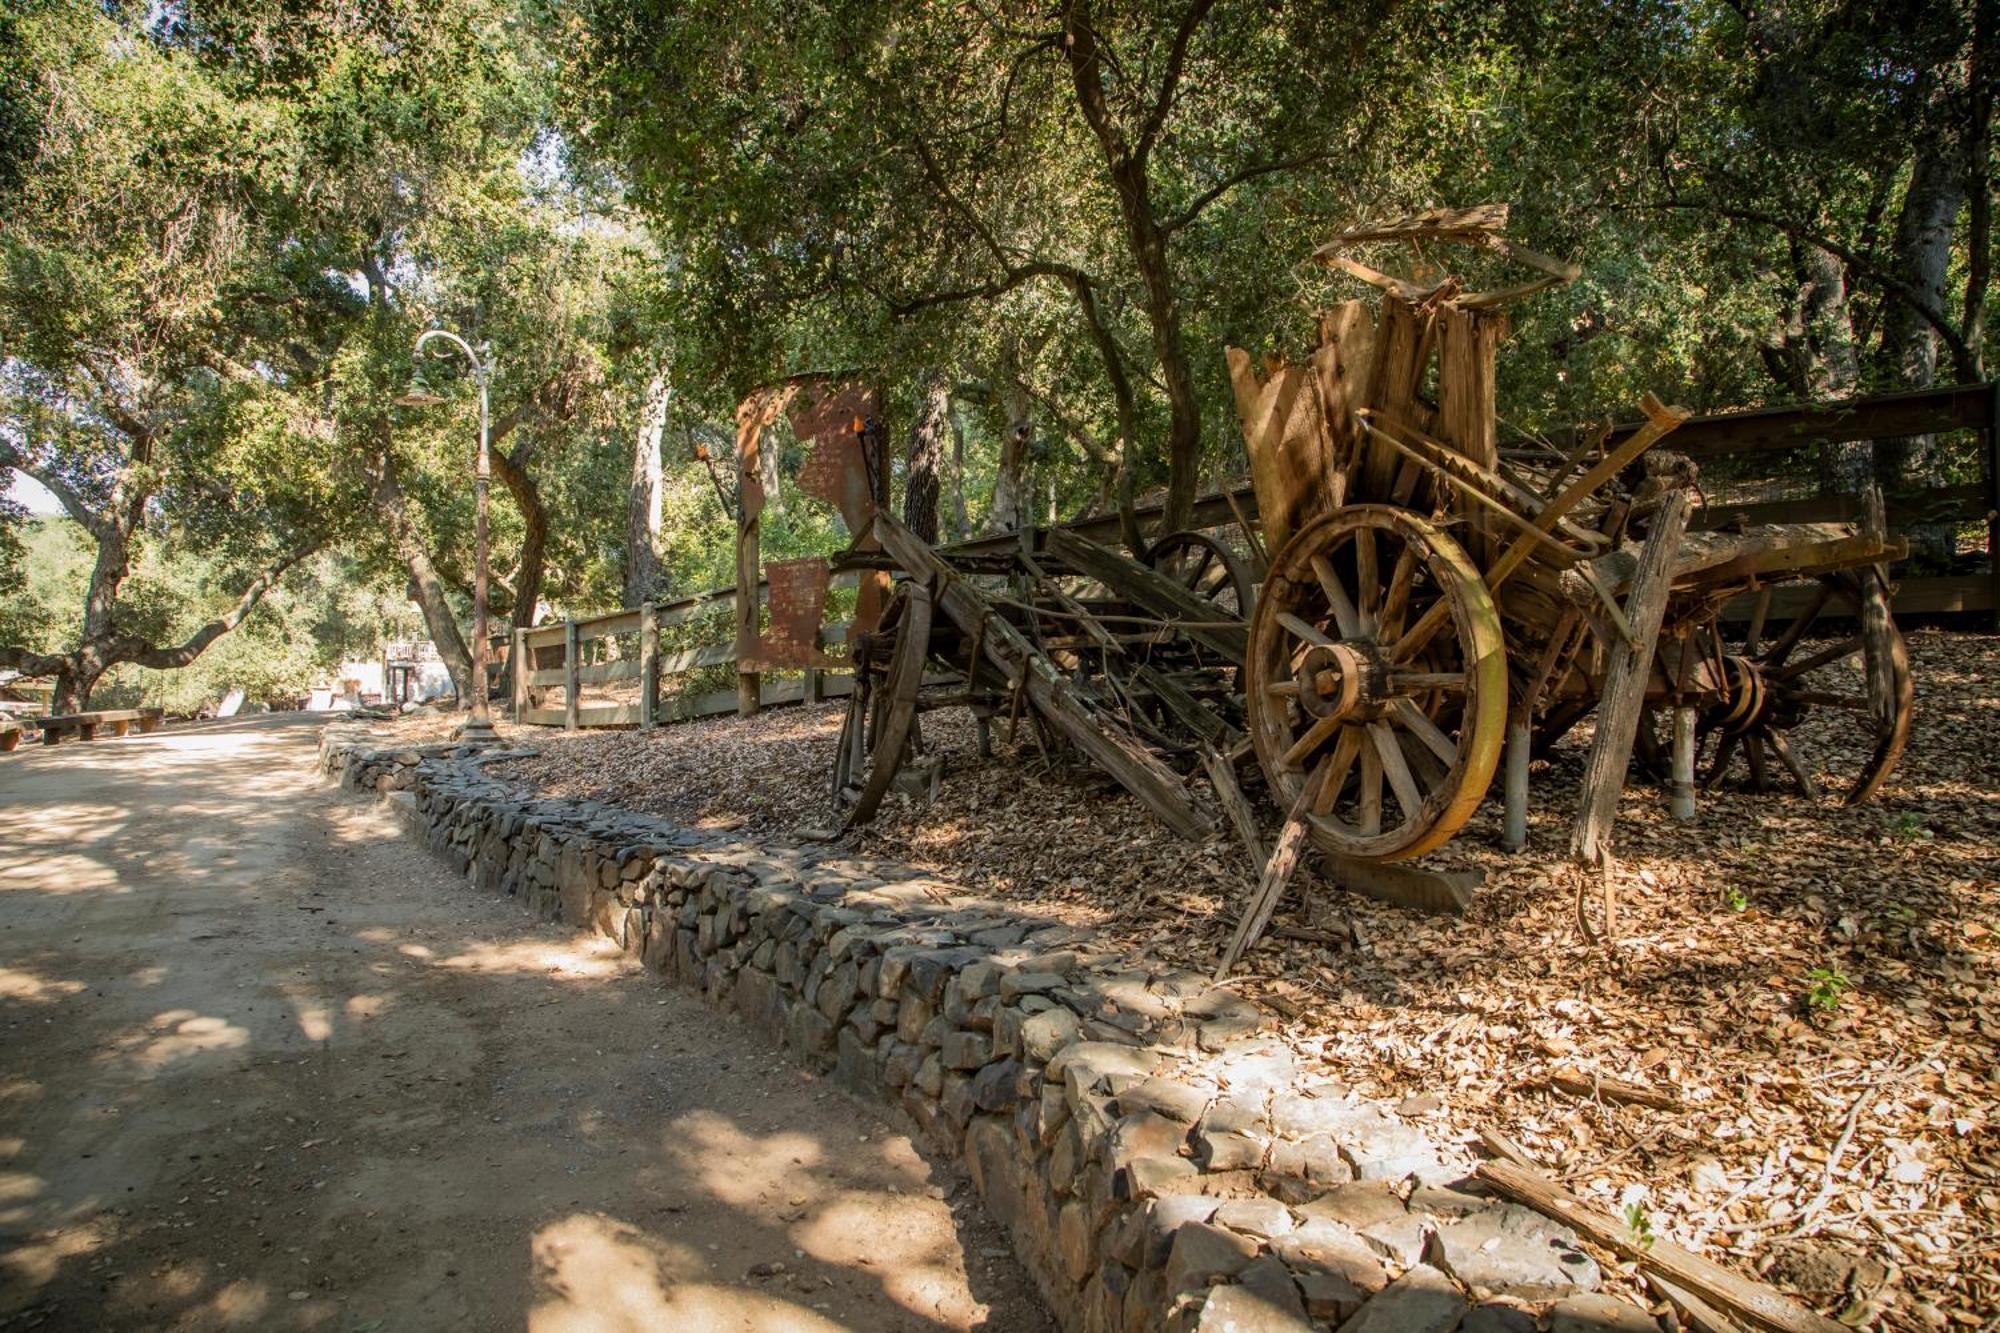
left=794, top=383, right=880, bottom=533
left=752, top=556, right=835, bottom=670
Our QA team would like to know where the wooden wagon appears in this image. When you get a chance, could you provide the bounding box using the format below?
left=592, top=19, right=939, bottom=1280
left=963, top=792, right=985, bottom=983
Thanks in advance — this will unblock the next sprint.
left=830, top=206, right=1914, bottom=904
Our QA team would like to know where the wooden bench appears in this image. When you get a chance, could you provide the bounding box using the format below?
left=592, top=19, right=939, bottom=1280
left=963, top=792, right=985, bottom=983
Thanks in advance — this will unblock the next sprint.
left=11, top=708, right=164, bottom=750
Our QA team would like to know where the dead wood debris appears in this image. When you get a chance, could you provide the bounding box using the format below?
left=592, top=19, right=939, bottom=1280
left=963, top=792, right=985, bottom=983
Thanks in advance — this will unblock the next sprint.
left=482, top=629, right=2000, bottom=1330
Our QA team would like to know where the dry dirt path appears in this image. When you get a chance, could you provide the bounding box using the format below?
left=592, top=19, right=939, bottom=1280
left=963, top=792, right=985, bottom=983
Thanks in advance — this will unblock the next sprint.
left=0, top=715, right=1052, bottom=1332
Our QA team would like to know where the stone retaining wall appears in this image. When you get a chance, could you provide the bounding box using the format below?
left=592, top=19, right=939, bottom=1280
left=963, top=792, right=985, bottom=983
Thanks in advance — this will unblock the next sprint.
left=321, top=725, right=1618, bottom=1333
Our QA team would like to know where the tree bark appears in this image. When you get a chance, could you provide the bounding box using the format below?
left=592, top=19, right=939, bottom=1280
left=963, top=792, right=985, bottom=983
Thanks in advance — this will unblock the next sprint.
left=624, top=369, right=670, bottom=605
left=946, top=395, right=969, bottom=540
left=990, top=338, right=1033, bottom=536
left=905, top=371, right=948, bottom=544
left=369, top=449, right=475, bottom=703
left=1880, top=136, right=1967, bottom=563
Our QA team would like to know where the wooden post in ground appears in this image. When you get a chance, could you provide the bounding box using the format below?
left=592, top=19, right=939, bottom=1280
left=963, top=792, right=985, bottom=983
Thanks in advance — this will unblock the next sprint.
left=563, top=618, right=580, bottom=733
left=1669, top=705, right=1697, bottom=820
left=639, top=602, right=658, bottom=731
left=1571, top=488, right=1694, bottom=867
left=511, top=628, right=530, bottom=720
left=1501, top=710, right=1531, bottom=851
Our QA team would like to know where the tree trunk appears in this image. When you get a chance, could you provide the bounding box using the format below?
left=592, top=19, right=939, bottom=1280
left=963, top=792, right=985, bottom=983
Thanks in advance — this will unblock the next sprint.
left=625, top=369, right=670, bottom=605
left=1880, top=138, right=1966, bottom=564
left=946, top=397, right=969, bottom=540
left=1793, top=245, right=1870, bottom=494
left=371, top=450, right=475, bottom=703
left=1061, top=0, right=1202, bottom=536
left=990, top=339, right=1032, bottom=536
left=905, top=372, right=948, bottom=544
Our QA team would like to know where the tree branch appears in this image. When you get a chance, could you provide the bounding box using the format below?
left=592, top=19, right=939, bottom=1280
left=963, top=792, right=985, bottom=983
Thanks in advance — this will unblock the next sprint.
left=1160, top=147, right=1338, bottom=235
left=0, top=441, right=108, bottom=539
left=0, top=644, right=71, bottom=678
left=1641, top=199, right=1975, bottom=373
left=1135, top=0, right=1216, bottom=160
left=120, top=542, right=323, bottom=670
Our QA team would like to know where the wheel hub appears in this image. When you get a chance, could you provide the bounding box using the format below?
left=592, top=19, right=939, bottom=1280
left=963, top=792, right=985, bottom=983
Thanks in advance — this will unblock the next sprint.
left=1295, top=642, right=1376, bottom=721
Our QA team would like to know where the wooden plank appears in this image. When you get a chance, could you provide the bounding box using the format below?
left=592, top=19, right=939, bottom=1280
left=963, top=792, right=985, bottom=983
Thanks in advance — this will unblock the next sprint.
left=1691, top=482, right=1986, bottom=531
left=1323, top=856, right=1481, bottom=914
left=573, top=609, right=642, bottom=641
left=1570, top=381, right=1992, bottom=458
left=1476, top=1162, right=1845, bottom=1333
left=1571, top=490, right=1693, bottom=867
left=1043, top=528, right=1248, bottom=665
left=876, top=510, right=1214, bottom=839
left=1720, top=572, right=1995, bottom=620
left=655, top=640, right=738, bottom=675
left=530, top=659, right=641, bottom=688
left=1217, top=769, right=1322, bottom=979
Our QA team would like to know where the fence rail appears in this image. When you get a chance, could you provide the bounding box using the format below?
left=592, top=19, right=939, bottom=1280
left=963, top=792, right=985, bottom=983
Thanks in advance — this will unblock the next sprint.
left=511, top=381, right=1996, bottom=731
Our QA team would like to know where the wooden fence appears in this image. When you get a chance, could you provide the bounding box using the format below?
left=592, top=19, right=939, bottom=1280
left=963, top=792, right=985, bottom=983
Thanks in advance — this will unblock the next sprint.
left=511, top=381, right=1996, bottom=731
left=511, top=578, right=858, bottom=731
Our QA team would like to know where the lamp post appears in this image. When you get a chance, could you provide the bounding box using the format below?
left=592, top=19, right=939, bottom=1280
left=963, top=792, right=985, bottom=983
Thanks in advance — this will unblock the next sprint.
left=397, top=329, right=498, bottom=744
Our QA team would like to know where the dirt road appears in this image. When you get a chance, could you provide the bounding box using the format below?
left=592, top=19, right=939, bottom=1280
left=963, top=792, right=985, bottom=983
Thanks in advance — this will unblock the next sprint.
left=0, top=715, right=1051, bottom=1331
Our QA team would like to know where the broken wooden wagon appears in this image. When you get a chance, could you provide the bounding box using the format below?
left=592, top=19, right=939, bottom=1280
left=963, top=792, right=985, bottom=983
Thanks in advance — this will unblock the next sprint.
left=831, top=206, right=1916, bottom=904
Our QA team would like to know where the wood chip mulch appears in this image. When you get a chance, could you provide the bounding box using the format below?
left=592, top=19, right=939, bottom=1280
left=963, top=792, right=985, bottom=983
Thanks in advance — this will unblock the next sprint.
left=482, top=628, right=1999, bottom=1329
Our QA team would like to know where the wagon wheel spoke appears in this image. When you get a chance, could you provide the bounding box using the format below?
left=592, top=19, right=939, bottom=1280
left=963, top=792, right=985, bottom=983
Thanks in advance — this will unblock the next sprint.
left=1281, top=710, right=1344, bottom=771
left=1368, top=720, right=1426, bottom=826
left=1377, top=544, right=1418, bottom=643
left=1772, top=635, right=1863, bottom=682
left=1390, top=697, right=1459, bottom=766
left=1761, top=581, right=1833, bottom=669
left=1278, top=611, right=1337, bottom=649
left=1765, top=726, right=1819, bottom=799
left=1309, top=726, right=1364, bottom=815
left=1310, top=555, right=1362, bottom=639
left=1354, top=526, right=1379, bottom=633
left=1356, top=738, right=1383, bottom=836
left=1745, top=732, right=1772, bottom=791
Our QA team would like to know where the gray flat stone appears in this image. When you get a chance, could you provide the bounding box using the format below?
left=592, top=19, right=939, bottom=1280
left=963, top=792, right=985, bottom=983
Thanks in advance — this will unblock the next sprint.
left=1213, top=1197, right=1296, bottom=1239
left=1298, top=1184, right=1427, bottom=1266
left=1333, top=1264, right=1467, bottom=1333
left=1433, top=1203, right=1601, bottom=1300
left=1196, top=1257, right=1312, bottom=1331
left=1164, top=1221, right=1257, bottom=1296
left=1548, top=1293, right=1661, bottom=1332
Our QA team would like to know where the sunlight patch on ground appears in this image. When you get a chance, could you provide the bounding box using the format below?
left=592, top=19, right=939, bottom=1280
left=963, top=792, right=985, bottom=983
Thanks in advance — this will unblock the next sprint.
left=527, top=1212, right=846, bottom=1333
left=434, top=935, right=629, bottom=980
left=665, top=1112, right=824, bottom=1208
left=0, top=1214, right=108, bottom=1288
left=793, top=1192, right=969, bottom=1320
left=0, top=965, right=86, bottom=1003
left=344, top=992, right=392, bottom=1019
left=0, top=850, right=120, bottom=894
left=104, top=1008, right=250, bottom=1072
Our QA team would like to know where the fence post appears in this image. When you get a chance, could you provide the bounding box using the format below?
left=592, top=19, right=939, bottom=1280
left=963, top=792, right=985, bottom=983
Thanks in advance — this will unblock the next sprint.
left=640, top=601, right=658, bottom=731
left=511, top=627, right=529, bottom=720
left=1986, top=381, right=1999, bottom=632
left=563, top=618, right=580, bottom=732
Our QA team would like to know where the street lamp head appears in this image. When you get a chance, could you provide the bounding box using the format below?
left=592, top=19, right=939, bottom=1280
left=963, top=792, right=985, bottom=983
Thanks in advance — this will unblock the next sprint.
left=392, top=389, right=448, bottom=407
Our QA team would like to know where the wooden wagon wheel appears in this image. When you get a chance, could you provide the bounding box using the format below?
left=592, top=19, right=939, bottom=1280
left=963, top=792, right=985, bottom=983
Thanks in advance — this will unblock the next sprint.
left=1246, top=506, right=1508, bottom=861
left=1148, top=529, right=1257, bottom=622
left=833, top=580, right=933, bottom=827
left=1697, top=568, right=1913, bottom=804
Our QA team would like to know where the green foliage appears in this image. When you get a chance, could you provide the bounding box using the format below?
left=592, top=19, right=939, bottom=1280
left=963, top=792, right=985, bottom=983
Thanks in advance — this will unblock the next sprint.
left=1803, top=966, right=1852, bottom=1014
left=1621, top=1202, right=1657, bottom=1250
